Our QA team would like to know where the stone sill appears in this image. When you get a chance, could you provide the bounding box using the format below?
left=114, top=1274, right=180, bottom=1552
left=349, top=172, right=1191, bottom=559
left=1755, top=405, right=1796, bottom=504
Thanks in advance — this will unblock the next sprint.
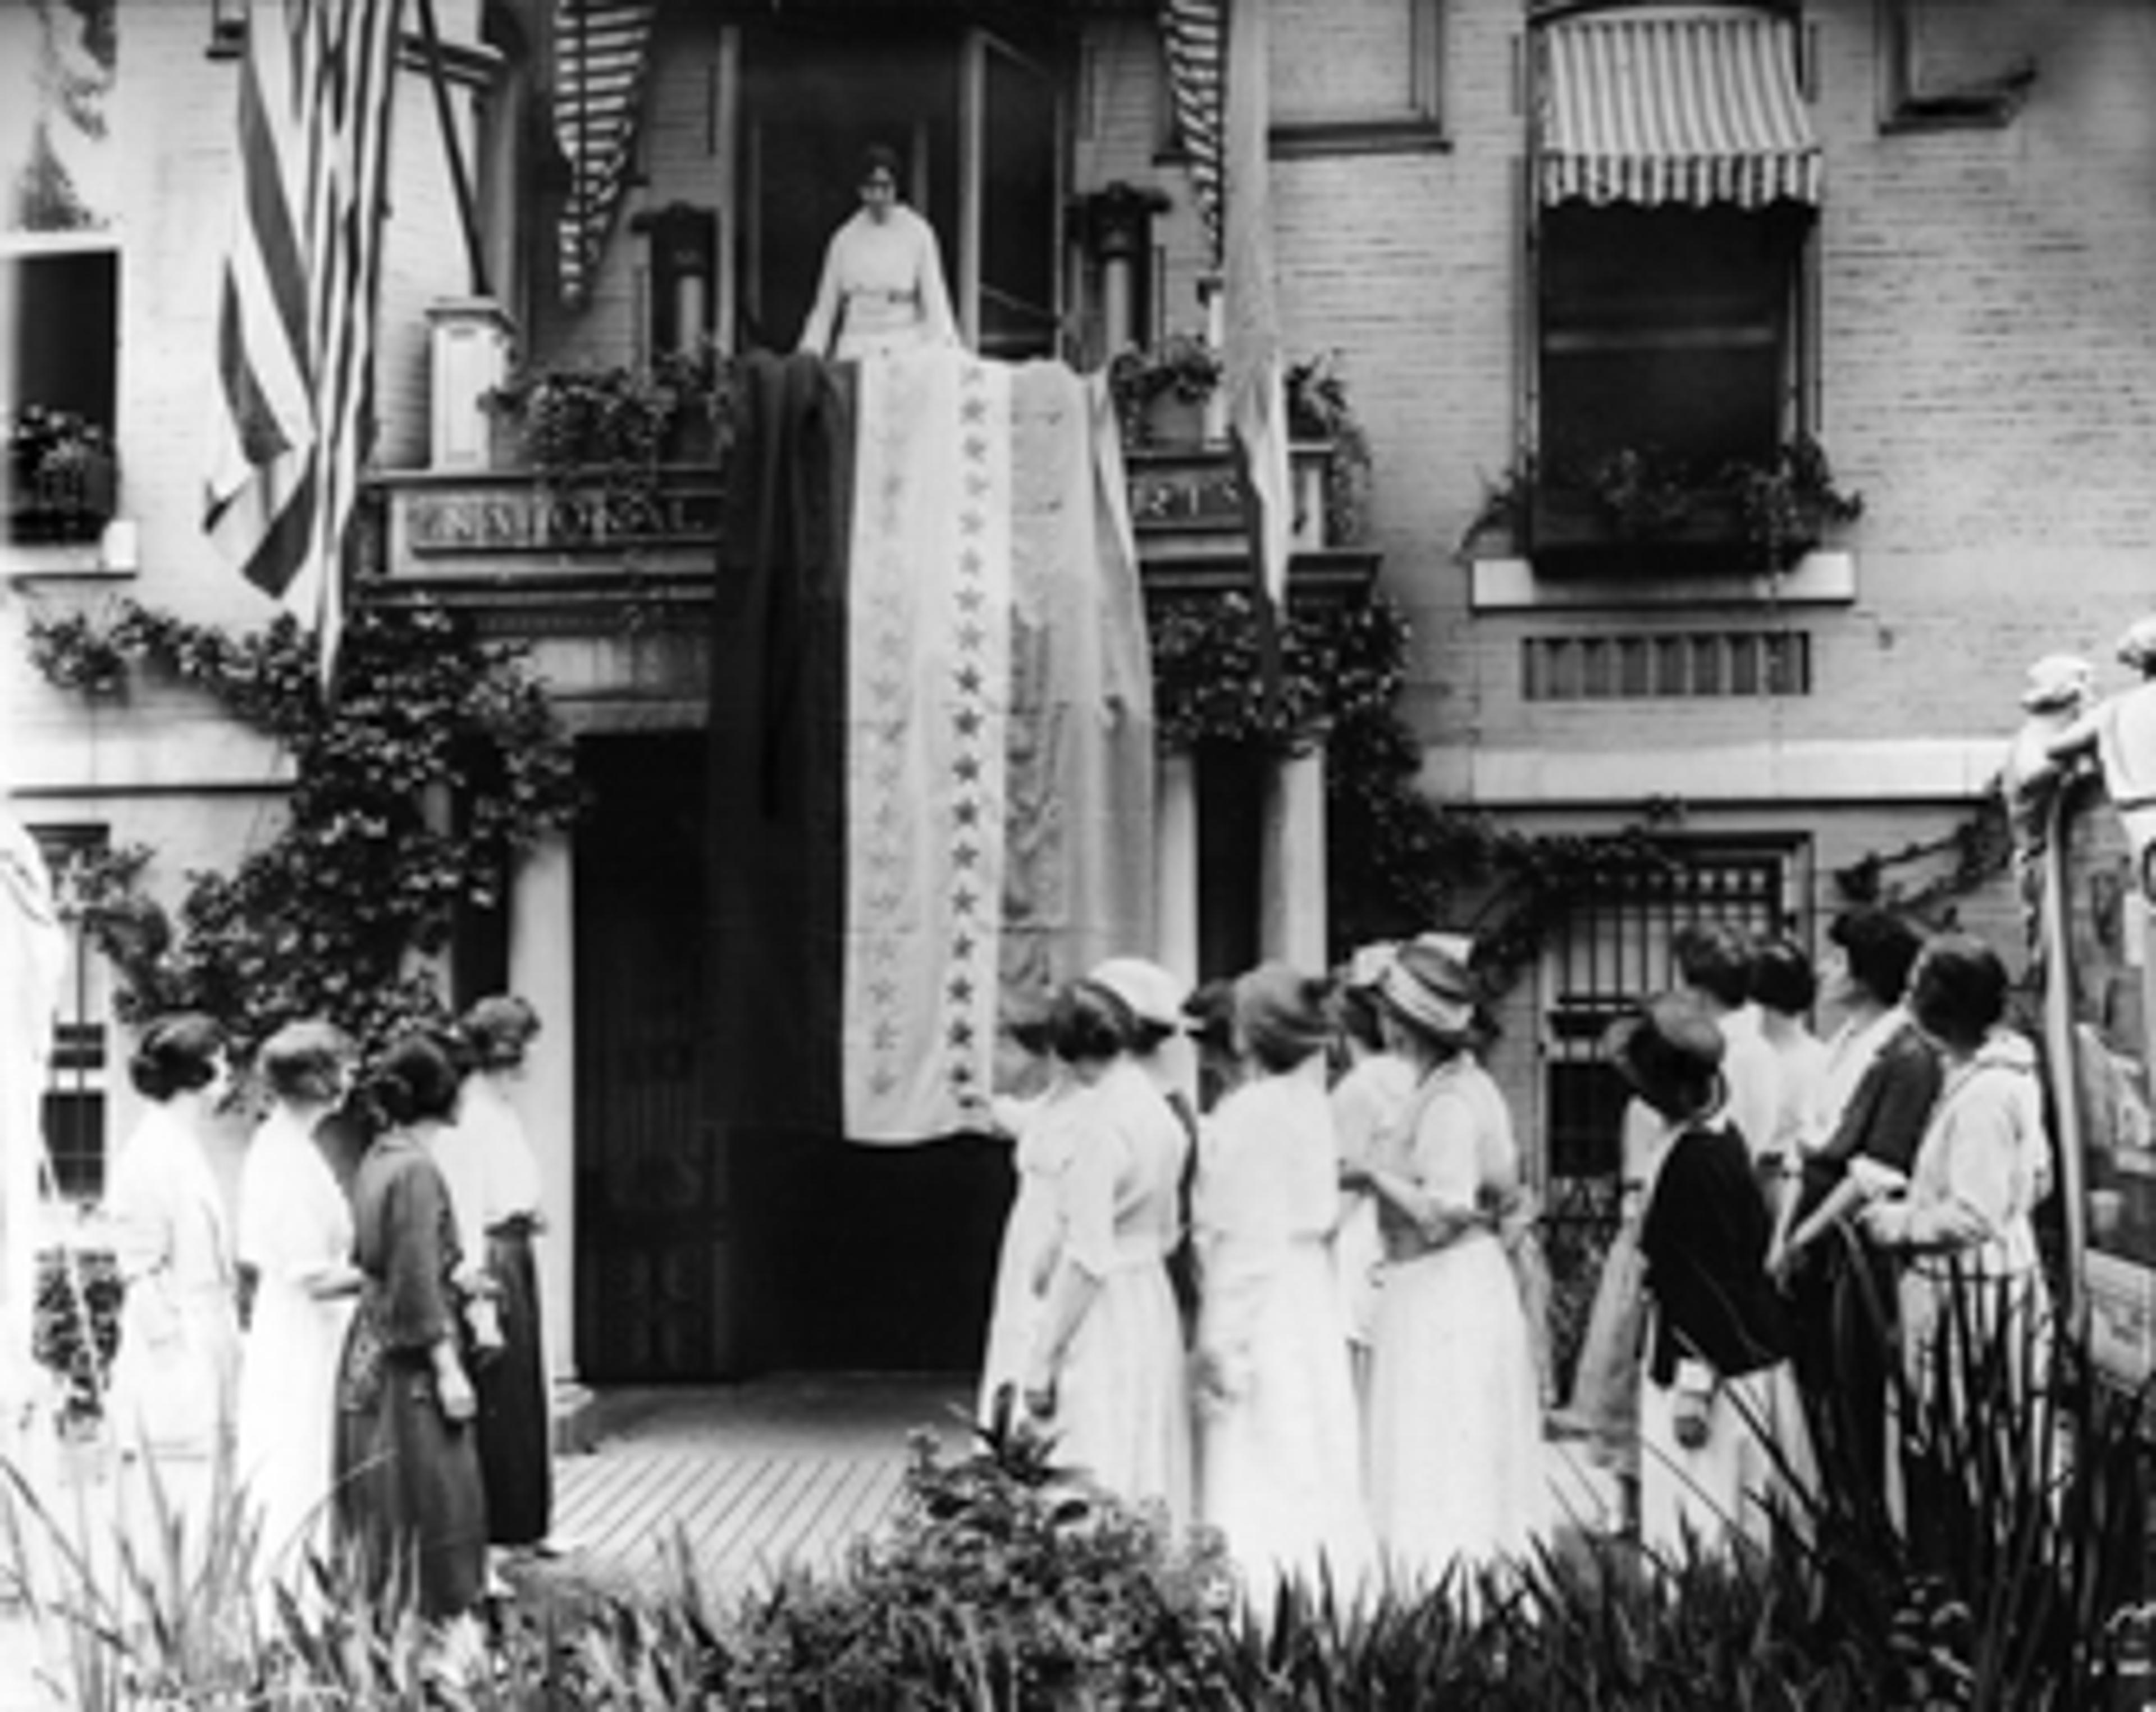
left=1468, top=550, right=1856, bottom=613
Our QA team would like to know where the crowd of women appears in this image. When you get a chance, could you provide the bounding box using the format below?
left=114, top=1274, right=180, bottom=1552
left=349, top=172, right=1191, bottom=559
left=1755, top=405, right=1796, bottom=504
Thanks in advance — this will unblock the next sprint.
left=976, top=941, right=1550, bottom=1601
left=99, top=994, right=556, bottom=1637
left=979, top=912, right=2058, bottom=1601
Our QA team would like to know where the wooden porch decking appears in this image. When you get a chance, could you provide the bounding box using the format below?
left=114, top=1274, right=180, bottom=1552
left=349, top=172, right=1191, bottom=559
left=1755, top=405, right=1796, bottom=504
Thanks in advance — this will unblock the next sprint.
left=529, top=1373, right=975, bottom=1597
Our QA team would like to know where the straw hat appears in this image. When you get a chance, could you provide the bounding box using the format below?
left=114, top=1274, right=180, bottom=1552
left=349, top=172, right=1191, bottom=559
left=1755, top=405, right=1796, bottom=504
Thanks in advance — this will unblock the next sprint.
left=1087, top=956, right=1189, bottom=1033
left=1376, top=939, right=1478, bottom=1045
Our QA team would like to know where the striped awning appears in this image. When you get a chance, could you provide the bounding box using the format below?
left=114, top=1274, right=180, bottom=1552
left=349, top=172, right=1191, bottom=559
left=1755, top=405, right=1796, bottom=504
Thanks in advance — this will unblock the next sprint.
left=1538, top=8, right=1821, bottom=210
left=553, top=0, right=658, bottom=308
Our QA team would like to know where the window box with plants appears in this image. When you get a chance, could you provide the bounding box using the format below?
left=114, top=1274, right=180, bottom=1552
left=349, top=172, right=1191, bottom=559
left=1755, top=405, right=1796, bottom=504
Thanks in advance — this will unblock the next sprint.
left=8, top=404, right=117, bottom=547
left=1108, top=331, right=1223, bottom=451
left=1470, top=436, right=1861, bottom=577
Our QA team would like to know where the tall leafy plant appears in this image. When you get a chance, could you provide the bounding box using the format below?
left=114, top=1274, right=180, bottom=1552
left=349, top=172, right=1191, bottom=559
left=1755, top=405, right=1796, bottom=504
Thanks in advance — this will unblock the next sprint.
left=26, top=599, right=579, bottom=1052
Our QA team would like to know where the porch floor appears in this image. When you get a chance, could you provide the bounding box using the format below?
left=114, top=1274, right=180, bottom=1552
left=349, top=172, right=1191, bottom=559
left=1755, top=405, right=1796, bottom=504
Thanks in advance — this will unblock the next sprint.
left=524, top=1371, right=975, bottom=1597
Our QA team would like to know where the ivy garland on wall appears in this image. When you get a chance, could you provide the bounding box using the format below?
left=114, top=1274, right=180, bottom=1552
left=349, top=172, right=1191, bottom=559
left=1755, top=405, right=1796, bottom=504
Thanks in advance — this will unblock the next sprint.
left=25, top=599, right=581, bottom=1053
left=1148, top=589, right=2012, bottom=987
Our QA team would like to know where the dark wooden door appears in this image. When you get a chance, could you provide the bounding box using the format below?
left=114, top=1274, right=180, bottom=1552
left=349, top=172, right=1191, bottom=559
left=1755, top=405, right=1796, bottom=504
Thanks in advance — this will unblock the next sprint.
left=574, top=734, right=728, bottom=1381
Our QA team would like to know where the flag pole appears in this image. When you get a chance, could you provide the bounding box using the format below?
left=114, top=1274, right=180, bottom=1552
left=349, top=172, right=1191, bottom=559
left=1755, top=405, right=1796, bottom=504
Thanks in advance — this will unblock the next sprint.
left=414, top=0, right=491, bottom=299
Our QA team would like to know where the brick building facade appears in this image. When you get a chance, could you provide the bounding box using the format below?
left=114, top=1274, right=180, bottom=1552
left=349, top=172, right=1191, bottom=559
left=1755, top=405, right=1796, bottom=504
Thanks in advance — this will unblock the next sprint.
left=6, top=0, right=2152, bottom=1378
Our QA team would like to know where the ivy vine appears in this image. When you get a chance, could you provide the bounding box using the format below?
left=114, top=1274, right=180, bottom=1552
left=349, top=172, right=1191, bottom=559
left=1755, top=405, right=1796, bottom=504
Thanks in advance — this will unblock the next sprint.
left=26, top=599, right=581, bottom=1053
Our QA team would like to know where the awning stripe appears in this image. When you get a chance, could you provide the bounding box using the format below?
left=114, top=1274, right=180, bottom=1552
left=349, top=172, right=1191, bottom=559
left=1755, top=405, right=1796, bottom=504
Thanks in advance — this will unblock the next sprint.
left=554, top=0, right=658, bottom=308
left=1540, top=8, right=1820, bottom=209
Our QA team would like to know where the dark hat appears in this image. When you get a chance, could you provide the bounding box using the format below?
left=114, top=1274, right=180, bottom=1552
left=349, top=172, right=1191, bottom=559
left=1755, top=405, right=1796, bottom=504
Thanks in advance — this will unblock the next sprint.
left=1234, top=961, right=1332, bottom=1067
left=1605, top=992, right=1724, bottom=1120
left=1377, top=938, right=1478, bottom=1044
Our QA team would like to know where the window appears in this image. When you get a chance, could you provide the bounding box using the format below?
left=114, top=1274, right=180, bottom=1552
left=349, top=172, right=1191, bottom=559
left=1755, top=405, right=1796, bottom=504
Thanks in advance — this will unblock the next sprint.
left=1271, top=0, right=1445, bottom=154
left=1528, top=7, right=1820, bottom=573
left=1539, top=839, right=1803, bottom=1180
left=5, top=237, right=121, bottom=545
left=29, top=825, right=111, bottom=1202
left=1880, top=0, right=2039, bottom=131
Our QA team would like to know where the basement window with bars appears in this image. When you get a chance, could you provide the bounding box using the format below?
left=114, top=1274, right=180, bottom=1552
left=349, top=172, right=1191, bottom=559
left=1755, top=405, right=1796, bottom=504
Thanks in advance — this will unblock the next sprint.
left=1523, top=629, right=1810, bottom=701
left=31, top=825, right=112, bottom=1202
left=1539, top=838, right=1806, bottom=1184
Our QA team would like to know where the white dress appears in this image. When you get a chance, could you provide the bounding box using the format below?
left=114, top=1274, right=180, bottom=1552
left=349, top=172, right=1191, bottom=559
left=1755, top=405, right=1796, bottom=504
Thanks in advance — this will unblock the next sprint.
left=105, top=1101, right=241, bottom=1462
left=235, top=1106, right=355, bottom=1579
left=1037, top=1058, right=1191, bottom=1526
left=1195, top=1067, right=1372, bottom=1600
left=797, top=204, right=960, bottom=361
left=977, top=1085, right=1080, bottom=1424
left=1364, top=1059, right=1547, bottom=1587
left=1328, top=1051, right=1414, bottom=1353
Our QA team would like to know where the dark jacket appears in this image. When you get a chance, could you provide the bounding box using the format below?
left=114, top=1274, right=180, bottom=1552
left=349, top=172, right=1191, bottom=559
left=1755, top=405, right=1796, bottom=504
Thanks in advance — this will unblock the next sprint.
left=1641, top=1118, right=1790, bottom=1386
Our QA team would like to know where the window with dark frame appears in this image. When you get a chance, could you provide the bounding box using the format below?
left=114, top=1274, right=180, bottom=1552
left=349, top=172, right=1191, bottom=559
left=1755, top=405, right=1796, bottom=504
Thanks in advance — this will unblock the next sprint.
left=1527, top=6, right=1821, bottom=575
left=5, top=244, right=122, bottom=548
left=29, top=825, right=111, bottom=1203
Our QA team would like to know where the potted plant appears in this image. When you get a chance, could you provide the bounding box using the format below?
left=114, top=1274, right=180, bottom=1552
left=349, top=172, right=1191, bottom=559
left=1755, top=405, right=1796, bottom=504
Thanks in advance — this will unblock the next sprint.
left=1511, top=435, right=1861, bottom=574
left=8, top=403, right=117, bottom=546
left=1285, top=350, right=1373, bottom=546
left=485, top=343, right=737, bottom=490
left=1108, top=331, right=1222, bottom=449
left=1720, top=433, right=1864, bottom=570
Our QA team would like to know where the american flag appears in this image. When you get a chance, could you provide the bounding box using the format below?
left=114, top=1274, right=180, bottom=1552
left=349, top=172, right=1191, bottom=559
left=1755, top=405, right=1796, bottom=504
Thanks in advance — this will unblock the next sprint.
left=204, top=0, right=405, bottom=678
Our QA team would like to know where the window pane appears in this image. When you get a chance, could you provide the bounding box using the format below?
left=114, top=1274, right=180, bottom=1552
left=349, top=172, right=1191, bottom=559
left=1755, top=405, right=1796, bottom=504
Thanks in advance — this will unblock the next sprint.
left=1540, top=204, right=1805, bottom=476
left=1274, top=0, right=1418, bottom=123
left=7, top=248, right=118, bottom=430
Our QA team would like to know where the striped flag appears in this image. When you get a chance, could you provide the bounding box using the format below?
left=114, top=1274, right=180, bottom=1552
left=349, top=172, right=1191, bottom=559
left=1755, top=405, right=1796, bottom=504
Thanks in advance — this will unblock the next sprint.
left=1220, top=0, right=1291, bottom=614
left=204, top=0, right=406, bottom=677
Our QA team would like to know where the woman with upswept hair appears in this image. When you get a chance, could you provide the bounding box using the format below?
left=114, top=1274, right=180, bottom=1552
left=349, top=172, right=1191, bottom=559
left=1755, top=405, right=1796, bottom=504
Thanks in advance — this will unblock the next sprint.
left=333, top=1031, right=486, bottom=1622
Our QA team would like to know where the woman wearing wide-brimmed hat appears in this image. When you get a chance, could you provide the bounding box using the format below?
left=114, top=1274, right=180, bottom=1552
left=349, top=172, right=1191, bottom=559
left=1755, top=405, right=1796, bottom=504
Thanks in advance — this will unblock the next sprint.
left=1192, top=962, right=1372, bottom=1601
left=1349, top=940, right=1546, bottom=1586
left=1618, top=992, right=1806, bottom=1557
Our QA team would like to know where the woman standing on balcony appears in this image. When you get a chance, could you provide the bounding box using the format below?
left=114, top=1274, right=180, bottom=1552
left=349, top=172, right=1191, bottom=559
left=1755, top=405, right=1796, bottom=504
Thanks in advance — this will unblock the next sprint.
left=796, top=143, right=961, bottom=363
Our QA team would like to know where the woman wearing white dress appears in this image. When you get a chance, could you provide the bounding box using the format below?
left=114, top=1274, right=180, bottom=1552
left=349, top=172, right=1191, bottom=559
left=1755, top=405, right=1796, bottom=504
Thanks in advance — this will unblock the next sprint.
left=235, top=1020, right=360, bottom=1593
left=797, top=143, right=961, bottom=362
left=105, top=1013, right=244, bottom=1555
left=1351, top=942, right=1546, bottom=1588
left=1328, top=944, right=1413, bottom=1418
left=1194, top=963, right=1372, bottom=1604
left=1022, top=977, right=1192, bottom=1527
left=977, top=998, right=1080, bottom=1426
left=1858, top=936, right=2052, bottom=1418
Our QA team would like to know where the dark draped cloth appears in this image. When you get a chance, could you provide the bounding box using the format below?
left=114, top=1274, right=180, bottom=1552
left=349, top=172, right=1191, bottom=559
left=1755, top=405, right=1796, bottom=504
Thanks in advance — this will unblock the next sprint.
left=1640, top=1119, right=1789, bottom=1386
left=476, top=1220, right=550, bottom=1546
left=333, top=1133, right=487, bottom=1619
left=708, top=351, right=855, bottom=1145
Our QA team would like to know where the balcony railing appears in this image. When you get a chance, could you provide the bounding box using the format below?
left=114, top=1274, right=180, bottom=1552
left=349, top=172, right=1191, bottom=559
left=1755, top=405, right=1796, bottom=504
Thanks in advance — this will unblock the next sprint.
left=367, top=440, right=1379, bottom=618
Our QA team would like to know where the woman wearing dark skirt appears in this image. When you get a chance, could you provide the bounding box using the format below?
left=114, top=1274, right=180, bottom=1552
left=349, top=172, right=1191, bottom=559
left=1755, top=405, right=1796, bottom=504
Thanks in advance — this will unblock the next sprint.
left=335, top=1032, right=487, bottom=1622
left=454, top=994, right=554, bottom=1554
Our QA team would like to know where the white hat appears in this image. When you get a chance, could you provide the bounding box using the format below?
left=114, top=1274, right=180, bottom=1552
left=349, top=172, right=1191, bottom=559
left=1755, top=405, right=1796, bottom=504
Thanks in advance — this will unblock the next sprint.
left=2020, top=652, right=2094, bottom=712
left=2117, top=615, right=2156, bottom=674
left=1086, top=956, right=1188, bottom=1031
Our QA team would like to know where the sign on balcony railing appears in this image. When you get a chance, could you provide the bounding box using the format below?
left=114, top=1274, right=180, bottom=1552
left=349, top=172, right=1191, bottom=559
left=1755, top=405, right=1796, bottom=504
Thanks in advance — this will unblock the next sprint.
left=404, top=477, right=723, bottom=556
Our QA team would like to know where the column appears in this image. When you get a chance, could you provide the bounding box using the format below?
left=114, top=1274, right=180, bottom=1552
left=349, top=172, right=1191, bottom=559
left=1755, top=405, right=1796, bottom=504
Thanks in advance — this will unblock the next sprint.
left=1154, top=748, right=1200, bottom=987
left=508, top=832, right=579, bottom=1403
left=1260, top=734, right=1329, bottom=971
